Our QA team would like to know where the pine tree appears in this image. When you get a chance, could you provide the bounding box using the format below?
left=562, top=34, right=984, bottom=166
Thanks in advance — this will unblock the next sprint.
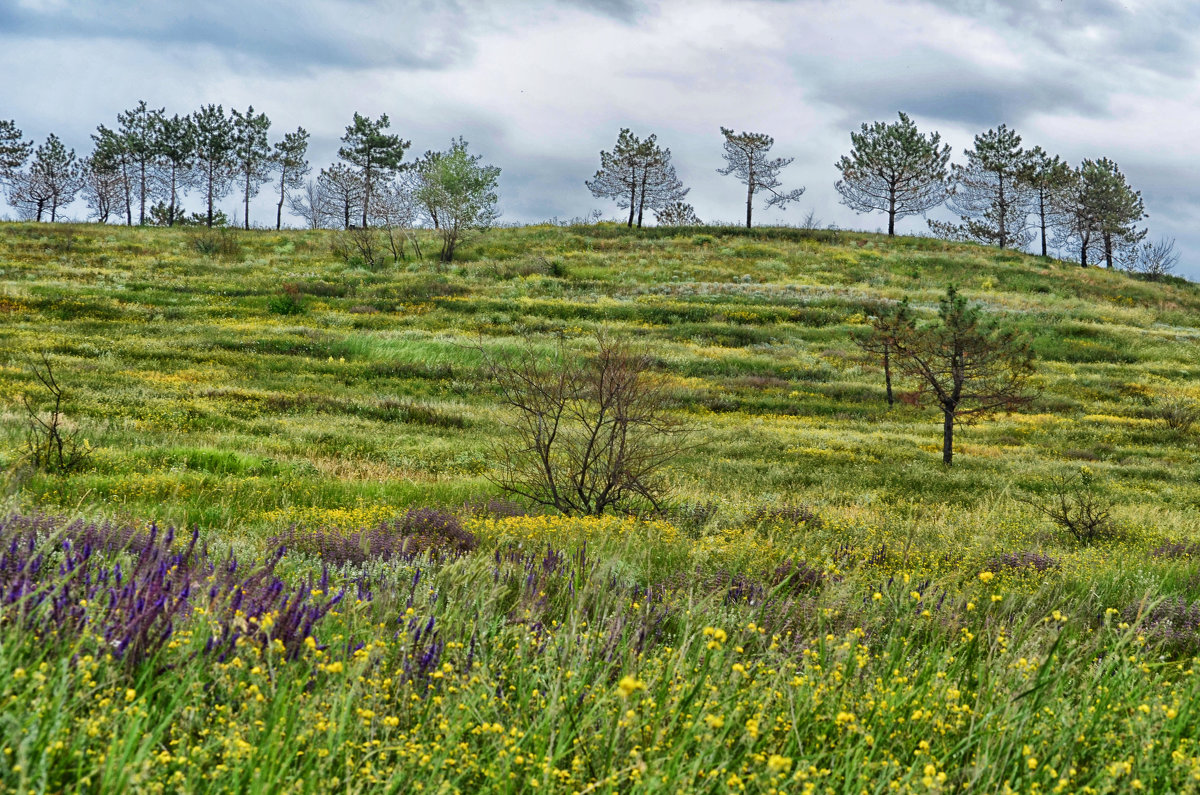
left=272, top=127, right=309, bottom=230
left=10, top=134, right=83, bottom=222
left=894, top=286, right=1035, bottom=465
left=191, top=105, right=236, bottom=228
left=634, top=141, right=688, bottom=228
left=338, top=113, right=410, bottom=228
left=230, top=106, right=272, bottom=230
left=117, top=101, right=165, bottom=225
left=854, top=299, right=915, bottom=407
left=1085, top=157, right=1146, bottom=269
left=1020, top=146, right=1072, bottom=258
left=943, top=125, right=1035, bottom=250
left=586, top=128, right=652, bottom=228
left=717, top=127, right=804, bottom=228
left=0, top=119, right=32, bottom=186
left=154, top=113, right=196, bottom=226
left=835, top=112, right=950, bottom=236
left=91, top=125, right=134, bottom=225
left=654, top=201, right=702, bottom=226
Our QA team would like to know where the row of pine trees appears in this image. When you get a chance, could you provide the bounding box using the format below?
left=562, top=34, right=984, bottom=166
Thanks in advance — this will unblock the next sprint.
left=0, top=106, right=1173, bottom=275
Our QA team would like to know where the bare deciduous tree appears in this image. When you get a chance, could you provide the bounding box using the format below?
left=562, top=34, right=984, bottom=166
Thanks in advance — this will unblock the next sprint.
left=287, top=178, right=326, bottom=229
left=20, top=353, right=93, bottom=474
left=894, top=286, right=1036, bottom=465
left=1018, top=468, right=1115, bottom=544
left=80, top=151, right=125, bottom=224
left=484, top=332, right=688, bottom=516
left=10, top=134, right=83, bottom=222
left=717, top=127, right=805, bottom=228
left=317, top=164, right=365, bottom=229
left=1124, top=236, right=1179, bottom=281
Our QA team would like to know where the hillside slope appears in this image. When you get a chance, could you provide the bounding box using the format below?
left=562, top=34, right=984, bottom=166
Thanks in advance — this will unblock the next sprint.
left=4, top=222, right=1200, bottom=793
left=1, top=222, right=1197, bottom=538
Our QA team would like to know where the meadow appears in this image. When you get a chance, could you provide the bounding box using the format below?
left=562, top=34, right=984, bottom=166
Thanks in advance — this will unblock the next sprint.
left=1, top=221, right=1200, bottom=793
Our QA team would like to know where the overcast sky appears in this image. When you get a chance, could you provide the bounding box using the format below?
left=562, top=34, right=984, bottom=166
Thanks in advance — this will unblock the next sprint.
left=2, top=0, right=1197, bottom=276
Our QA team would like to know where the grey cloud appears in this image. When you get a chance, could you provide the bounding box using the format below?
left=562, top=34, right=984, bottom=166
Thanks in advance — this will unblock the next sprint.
left=918, top=0, right=1200, bottom=78
left=812, top=56, right=1108, bottom=130
left=0, top=0, right=477, bottom=72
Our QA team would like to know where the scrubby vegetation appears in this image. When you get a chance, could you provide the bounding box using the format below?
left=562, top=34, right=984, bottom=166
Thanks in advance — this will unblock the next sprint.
left=2, top=221, right=1200, bottom=792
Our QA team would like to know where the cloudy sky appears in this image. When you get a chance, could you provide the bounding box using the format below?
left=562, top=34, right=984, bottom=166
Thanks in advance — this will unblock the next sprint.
left=2, top=0, right=1197, bottom=276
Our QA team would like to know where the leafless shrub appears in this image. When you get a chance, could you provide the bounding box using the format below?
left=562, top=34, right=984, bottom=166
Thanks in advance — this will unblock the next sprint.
left=1018, top=468, right=1116, bottom=544
left=18, top=354, right=93, bottom=474
left=1124, top=236, right=1179, bottom=281
left=482, top=331, right=689, bottom=516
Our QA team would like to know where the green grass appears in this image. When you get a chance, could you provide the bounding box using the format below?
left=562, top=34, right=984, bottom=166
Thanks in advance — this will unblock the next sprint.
left=2, top=221, right=1200, bottom=792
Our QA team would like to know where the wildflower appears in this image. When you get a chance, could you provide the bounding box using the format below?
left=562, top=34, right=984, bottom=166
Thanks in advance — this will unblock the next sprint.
left=617, top=675, right=644, bottom=698
left=745, top=718, right=760, bottom=739
left=872, top=592, right=883, bottom=601
left=703, top=626, right=728, bottom=649
left=978, top=571, right=994, bottom=583
left=767, top=755, right=792, bottom=774
left=705, top=714, right=724, bottom=729
left=125, top=689, right=137, bottom=703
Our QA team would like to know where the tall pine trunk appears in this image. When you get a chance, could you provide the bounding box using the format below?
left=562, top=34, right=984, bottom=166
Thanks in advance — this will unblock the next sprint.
left=276, top=171, right=286, bottom=230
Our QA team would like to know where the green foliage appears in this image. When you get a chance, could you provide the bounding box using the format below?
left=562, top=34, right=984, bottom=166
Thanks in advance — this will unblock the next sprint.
left=835, top=112, right=951, bottom=235
left=415, top=138, right=500, bottom=262
left=267, top=284, right=306, bottom=316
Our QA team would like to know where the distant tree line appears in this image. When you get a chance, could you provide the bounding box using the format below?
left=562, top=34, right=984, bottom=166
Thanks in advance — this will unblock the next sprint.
left=834, top=114, right=1166, bottom=275
left=0, top=105, right=1177, bottom=276
left=0, top=105, right=501, bottom=261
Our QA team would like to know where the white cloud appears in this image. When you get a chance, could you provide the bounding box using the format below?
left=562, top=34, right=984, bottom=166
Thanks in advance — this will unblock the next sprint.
left=0, top=0, right=1196, bottom=275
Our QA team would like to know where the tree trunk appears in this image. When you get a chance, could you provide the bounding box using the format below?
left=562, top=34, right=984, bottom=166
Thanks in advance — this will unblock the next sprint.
left=887, top=189, right=896, bottom=236
left=997, top=175, right=1006, bottom=249
left=139, top=162, right=147, bottom=225
left=942, top=408, right=954, bottom=465
left=122, top=162, right=133, bottom=226
left=883, top=346, right=894, bottom=407
left=1104, top=233, right=1114, bottom=268
left=276, top=173, right=285, bottom=230
left=244, top=171, right=251, bottom=230
left=362, top=164, right=371, bottom=229
left=1080, top=239, right=1088, bottom=268
left=627, top=167, right=636, bottom=228
left=745, top=182, right=753, bottom=229
left=1038, top=191, right=1047, bottom=257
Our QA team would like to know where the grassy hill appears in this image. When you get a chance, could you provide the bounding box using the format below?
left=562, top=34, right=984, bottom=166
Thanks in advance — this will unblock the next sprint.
left=2, top=221, right=1200, bottom=792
